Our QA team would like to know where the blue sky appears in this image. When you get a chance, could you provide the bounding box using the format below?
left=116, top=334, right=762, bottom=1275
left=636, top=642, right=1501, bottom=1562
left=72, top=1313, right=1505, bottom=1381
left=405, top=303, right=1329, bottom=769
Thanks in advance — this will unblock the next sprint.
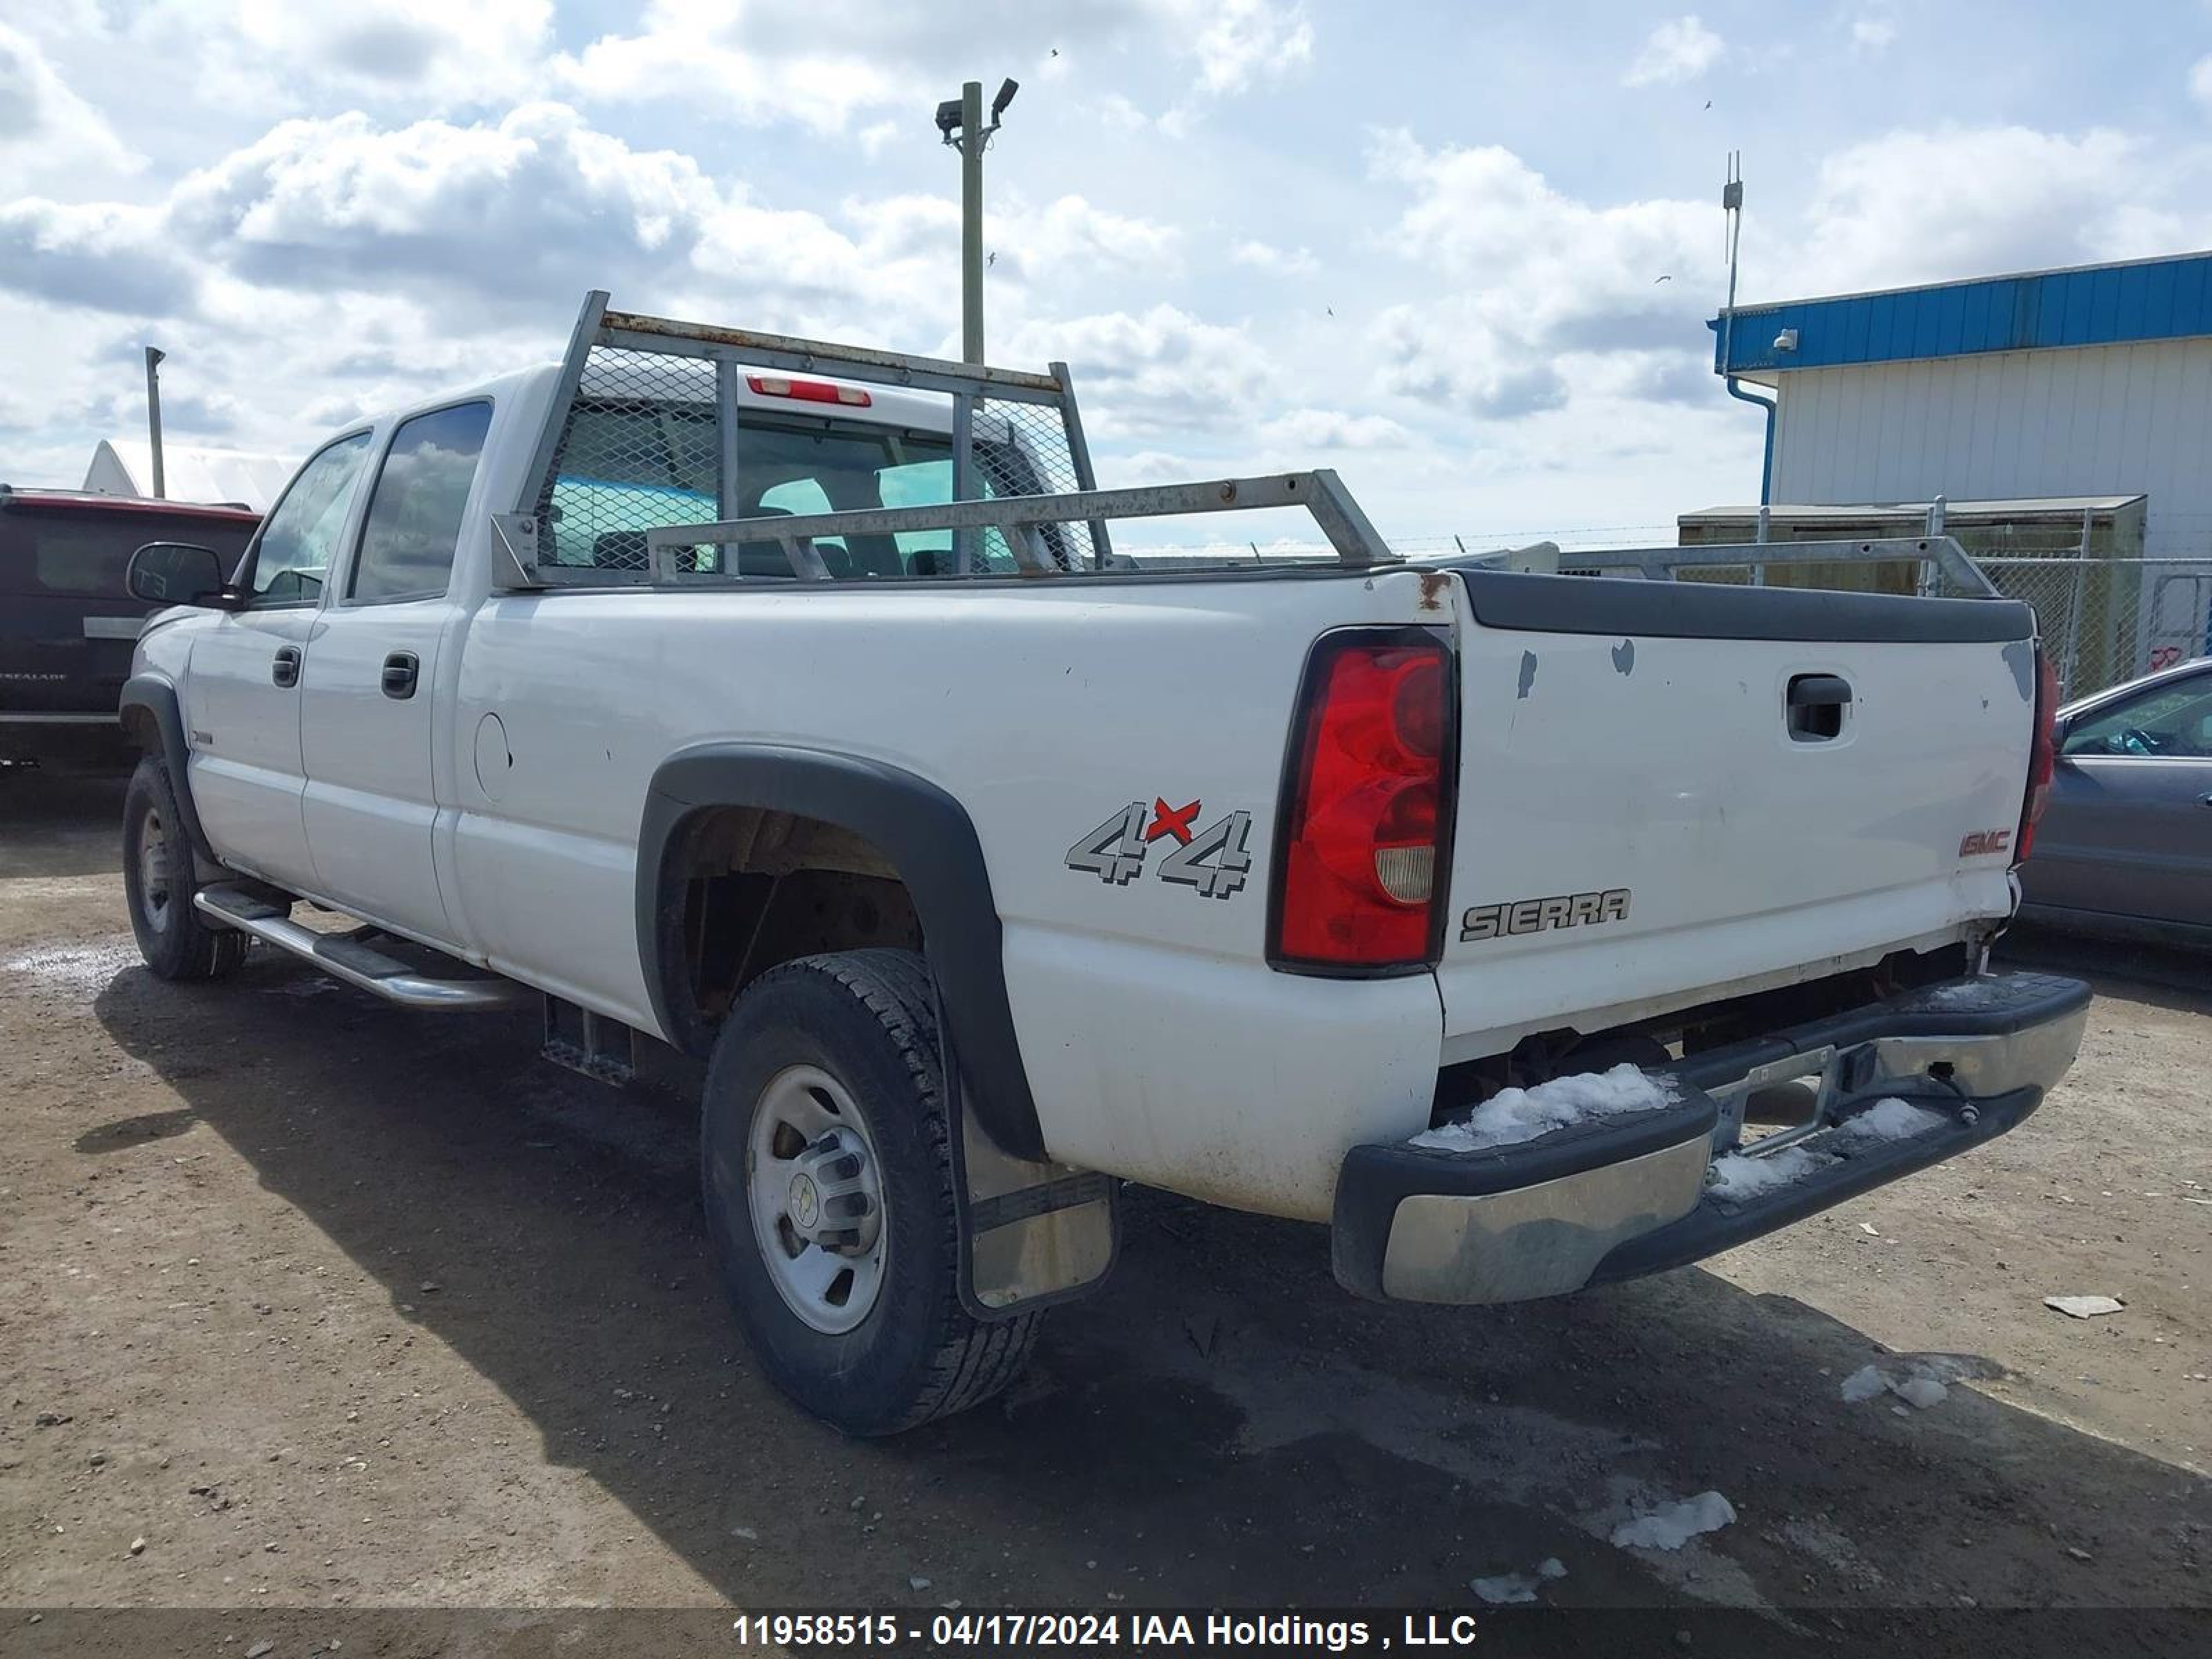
left=6, top=1, right=2212, bottom=545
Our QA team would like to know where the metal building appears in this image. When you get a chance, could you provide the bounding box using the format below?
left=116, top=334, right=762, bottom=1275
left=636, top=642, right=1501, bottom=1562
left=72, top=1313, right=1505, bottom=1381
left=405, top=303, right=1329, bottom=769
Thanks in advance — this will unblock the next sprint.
left=1705, top=250, right=2212, bottom=686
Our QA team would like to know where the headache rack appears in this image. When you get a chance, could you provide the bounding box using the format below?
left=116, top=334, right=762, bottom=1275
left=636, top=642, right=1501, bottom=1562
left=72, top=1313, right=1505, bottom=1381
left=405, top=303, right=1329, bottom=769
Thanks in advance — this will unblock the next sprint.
left=494, top=290, right=1399, bottom=587
left=494, top=291, right=2000, bottom=597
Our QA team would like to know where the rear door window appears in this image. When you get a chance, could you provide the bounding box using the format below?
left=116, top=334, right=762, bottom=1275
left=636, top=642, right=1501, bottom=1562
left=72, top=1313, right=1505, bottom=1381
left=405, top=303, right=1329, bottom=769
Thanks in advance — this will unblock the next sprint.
left=347, top=402, right=493, bottom=604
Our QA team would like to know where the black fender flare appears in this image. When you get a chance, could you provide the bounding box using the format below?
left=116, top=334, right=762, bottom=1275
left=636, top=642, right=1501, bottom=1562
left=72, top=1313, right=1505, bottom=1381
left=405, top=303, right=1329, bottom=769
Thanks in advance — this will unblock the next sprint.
left=637, top=742, right=1046, bottom=1159
left=118, top=674, right=218, bottom=863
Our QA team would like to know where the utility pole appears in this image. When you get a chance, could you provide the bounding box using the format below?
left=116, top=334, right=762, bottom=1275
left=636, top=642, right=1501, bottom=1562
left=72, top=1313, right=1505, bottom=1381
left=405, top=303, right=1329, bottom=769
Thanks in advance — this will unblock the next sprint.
left=937, top=77, right=1017, bottom=364
left=143, top=346, right=167, bottom=499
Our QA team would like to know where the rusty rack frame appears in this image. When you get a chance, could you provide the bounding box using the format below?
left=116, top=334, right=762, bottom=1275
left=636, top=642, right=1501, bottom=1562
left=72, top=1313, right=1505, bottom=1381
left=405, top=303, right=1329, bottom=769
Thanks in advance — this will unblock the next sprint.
left=498, top=290, right=1147, bottom=587
left=641, top=472, right=1398, bottom=582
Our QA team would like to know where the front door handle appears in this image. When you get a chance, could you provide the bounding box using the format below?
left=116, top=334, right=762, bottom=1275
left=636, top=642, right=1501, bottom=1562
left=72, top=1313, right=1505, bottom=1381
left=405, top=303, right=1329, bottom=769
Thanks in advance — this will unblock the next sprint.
left=381, top=651, right=420, bottom=700
left=272, top=645, right=301, bottom=688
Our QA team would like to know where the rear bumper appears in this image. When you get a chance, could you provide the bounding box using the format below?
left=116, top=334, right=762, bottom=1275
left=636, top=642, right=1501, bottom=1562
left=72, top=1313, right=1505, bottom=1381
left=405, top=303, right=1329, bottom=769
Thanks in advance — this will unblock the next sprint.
left=1331, top=969, right=2090, bottom=1304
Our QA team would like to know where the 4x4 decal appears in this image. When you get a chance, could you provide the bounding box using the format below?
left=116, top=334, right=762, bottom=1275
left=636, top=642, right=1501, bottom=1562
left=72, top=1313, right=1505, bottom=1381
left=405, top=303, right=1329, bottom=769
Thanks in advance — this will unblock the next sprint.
left=1065, top=798, right=1253, bottom=900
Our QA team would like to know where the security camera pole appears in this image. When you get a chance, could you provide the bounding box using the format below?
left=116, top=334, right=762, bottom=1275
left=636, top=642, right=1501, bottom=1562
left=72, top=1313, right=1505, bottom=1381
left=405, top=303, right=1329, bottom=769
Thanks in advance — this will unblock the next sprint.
left=143, top=346, right=167, bottom=499
left=936, top=77, right=1016, bottom=570
left=937, top=77, right=1018, bottom=364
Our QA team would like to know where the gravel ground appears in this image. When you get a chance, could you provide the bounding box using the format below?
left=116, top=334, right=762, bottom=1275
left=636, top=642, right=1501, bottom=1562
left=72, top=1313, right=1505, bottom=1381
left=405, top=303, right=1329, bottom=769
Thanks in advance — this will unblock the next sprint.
left=1, top=770, right=2206, bottom=1654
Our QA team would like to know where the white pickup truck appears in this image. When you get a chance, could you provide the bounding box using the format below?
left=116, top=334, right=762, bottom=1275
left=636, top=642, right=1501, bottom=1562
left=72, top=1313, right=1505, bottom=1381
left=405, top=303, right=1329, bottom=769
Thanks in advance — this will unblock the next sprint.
left=115, top=294, right=2088, bottom=1435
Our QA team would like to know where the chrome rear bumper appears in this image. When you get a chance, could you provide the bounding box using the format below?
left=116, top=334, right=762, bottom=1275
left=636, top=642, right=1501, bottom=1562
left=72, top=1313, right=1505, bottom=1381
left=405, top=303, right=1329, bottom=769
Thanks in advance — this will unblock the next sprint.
left=1332, top=971, right=2090, bottom=1305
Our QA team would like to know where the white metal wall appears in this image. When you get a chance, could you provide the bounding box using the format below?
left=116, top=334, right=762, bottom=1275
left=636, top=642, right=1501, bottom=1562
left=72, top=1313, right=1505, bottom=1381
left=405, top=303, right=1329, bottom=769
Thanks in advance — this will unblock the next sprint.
left=1768, top=339, right=2212, bottom=561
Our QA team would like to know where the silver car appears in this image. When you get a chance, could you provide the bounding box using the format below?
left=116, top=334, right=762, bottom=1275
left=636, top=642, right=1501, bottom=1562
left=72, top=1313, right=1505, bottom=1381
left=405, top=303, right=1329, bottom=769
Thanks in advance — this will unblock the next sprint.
left=2019, top=657, right=2212, bottom=946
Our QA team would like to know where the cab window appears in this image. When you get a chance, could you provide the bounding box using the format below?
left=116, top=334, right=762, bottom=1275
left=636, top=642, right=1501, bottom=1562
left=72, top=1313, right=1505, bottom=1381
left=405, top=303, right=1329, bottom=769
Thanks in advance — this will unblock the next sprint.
left=247, top=433, right=374, bottom=606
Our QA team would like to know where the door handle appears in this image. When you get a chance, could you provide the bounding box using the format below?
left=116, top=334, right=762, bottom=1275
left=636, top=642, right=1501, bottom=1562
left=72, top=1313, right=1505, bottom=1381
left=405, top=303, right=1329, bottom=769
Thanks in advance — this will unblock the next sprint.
left=271, top=645, right=301, bottom=688
left=381, top=651, right=420, bottom=700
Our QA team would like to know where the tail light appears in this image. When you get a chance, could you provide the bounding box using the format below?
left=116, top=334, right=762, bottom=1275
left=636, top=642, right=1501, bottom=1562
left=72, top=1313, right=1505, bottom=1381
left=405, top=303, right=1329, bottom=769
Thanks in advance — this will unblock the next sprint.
left=1269, top=628, right=1456, bottom=972
left=2013, top=648, right=2060, bottom=865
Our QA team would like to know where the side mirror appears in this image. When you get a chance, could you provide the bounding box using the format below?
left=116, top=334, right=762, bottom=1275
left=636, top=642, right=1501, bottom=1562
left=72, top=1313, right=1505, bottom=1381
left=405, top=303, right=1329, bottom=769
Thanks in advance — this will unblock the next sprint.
left=126, top=541, right=236, bottom=609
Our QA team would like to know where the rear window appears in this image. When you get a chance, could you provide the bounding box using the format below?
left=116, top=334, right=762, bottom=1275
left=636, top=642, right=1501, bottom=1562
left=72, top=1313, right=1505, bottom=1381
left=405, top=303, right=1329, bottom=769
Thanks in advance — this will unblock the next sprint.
left=0, top=504, right=257, bottom=599
left=540, top=402, right=1042, bottom=577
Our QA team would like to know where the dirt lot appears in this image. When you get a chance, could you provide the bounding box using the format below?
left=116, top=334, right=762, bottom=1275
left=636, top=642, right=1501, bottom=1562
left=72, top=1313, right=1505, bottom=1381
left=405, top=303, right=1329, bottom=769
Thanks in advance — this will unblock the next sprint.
left=2, top=770, right=2207, bottom=1652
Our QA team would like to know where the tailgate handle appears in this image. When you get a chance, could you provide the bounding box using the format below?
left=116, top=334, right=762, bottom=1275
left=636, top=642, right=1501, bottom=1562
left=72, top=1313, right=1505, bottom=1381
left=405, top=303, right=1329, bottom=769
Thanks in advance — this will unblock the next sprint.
left=1788, top=674, right=1853, bottom=707
left=1785, top=673, right=1850, bottom=742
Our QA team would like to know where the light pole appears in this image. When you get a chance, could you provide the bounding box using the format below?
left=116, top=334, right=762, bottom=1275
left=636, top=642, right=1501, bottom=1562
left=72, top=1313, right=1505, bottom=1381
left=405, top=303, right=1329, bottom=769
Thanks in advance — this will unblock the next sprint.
left=143, top=346, right=167, bottom=499
left=936, top=77, right=1017, bottom=364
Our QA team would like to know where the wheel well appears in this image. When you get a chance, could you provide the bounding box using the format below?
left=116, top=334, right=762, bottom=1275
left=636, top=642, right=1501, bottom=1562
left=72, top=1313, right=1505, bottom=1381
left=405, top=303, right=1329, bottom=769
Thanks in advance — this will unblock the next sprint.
left=664, top=807, right=923, bottom=1038
left=119, top=704, right=160, bottom=753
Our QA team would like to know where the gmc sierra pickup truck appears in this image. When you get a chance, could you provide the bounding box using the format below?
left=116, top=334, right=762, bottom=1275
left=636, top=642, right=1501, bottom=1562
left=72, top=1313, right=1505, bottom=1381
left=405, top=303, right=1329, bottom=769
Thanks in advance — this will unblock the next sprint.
left=115, top=294, right=2087, bottom=1436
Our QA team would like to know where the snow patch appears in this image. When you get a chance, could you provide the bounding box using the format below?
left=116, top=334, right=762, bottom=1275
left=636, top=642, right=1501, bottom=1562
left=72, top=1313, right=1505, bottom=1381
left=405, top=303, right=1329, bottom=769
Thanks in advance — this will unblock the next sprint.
left=1834, top=1098, right=1948, bottom=1145
left=1469, top=1557, right=1567, bottom=1606
left=1412, top=1064, right=1679, bottom=1152
left=1707, top=1142, right=1834, bottom=1201
left=1609, top=1490, right=1736, bottom=1551
left=1469, top=1573, right=1538, bottom=1605
left=1840, top=1355, right=1976, bottom=1409
left=1893, top=1374, right=1949, bottom=1409
left=1839, top=1364, right=1889, bottom=1403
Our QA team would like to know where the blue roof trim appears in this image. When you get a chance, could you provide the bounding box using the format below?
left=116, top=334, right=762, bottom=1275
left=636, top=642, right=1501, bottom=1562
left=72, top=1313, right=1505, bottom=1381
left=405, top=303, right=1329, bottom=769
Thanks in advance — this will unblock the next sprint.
left=1711, top=250, right=2212, bottom=374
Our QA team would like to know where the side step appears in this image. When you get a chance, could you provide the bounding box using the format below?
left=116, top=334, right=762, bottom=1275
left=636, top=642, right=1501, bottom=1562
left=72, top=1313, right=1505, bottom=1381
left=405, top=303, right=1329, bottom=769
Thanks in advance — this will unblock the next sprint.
left=541, top=995, right=638, bottom=1085
left=194, top=885, right=532, bottom=1013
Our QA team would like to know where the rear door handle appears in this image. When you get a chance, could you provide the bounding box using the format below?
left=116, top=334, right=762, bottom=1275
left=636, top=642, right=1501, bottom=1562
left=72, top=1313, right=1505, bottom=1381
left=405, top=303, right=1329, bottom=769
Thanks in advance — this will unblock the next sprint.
left=271, top=646, right=301, bottom=688
left=381, top=651, right=420, bottom=700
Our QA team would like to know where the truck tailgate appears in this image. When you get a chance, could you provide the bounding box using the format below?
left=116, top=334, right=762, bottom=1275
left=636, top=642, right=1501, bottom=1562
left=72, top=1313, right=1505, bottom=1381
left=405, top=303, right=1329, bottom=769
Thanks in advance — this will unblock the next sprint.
left=1434, top=571, right=2041, bottom=1060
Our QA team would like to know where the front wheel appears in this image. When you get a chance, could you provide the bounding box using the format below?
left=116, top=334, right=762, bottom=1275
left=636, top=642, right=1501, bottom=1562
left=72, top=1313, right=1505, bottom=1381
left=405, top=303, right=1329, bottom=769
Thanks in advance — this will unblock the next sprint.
left=701, top=949, right=1039, bottom=1436
left=122, top=756, right=246, bottom=981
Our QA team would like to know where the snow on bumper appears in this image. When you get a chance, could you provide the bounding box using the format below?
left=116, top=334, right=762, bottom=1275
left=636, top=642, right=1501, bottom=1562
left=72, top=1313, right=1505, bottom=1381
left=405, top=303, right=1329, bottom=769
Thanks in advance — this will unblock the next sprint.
left=1331, top=971, right=2091, bottom=1304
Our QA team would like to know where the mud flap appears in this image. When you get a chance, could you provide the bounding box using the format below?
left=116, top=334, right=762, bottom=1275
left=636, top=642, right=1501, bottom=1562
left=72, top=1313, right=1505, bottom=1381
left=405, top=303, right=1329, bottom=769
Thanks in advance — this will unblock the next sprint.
left=941, top=1022, right=1117, bottom=1319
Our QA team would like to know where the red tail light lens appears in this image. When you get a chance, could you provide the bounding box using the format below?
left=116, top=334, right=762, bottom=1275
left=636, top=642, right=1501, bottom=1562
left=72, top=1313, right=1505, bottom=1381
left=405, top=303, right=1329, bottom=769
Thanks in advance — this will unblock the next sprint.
left=2014, top=648, right=2060, bottom=864
left=1270, top=630, right=1455, bottom=971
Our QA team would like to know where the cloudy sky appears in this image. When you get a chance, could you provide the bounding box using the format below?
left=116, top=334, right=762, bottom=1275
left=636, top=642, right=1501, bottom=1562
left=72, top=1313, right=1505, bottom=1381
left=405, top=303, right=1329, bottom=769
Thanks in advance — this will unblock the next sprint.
left=6, top=1, right=2212, bottom=545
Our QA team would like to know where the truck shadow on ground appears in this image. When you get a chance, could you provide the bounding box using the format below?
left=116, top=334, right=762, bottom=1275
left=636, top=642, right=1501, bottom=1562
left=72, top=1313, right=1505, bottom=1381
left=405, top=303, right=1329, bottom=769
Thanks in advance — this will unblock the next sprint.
left=0, top=768, right=129, bottom=880
left=88, top=951, right=2209, bottom=1636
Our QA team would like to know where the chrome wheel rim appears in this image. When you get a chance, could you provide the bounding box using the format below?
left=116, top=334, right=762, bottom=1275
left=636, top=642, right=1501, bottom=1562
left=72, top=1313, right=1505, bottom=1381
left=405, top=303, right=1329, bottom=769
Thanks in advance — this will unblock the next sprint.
left=747, top=1064, right=887, bottom=1334
left=138, top=807, right=174, bottom=935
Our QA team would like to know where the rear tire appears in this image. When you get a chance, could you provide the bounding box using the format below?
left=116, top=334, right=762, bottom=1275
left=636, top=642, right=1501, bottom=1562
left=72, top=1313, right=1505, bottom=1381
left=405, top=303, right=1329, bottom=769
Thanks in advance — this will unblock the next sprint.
left=122, top=756, right=246, bottom=981
left=701, top=948, right=1039, bottom=1436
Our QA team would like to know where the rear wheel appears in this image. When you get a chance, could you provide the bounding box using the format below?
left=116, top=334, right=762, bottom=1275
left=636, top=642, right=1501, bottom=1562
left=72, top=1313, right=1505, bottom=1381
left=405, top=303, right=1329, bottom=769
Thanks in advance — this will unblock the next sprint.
left=701, top=949, right=1039, bottom=1436
left=122, top=756, right=246, bottom=981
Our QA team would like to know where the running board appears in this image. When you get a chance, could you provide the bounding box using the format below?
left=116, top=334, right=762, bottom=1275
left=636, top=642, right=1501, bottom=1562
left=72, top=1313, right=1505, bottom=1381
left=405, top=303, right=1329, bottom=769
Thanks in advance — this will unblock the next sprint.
left=194, top=886, right=532, bottom=1013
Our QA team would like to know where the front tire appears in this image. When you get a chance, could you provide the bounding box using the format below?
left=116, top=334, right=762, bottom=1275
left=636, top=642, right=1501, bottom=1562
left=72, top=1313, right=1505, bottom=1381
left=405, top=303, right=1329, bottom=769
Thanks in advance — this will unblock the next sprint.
left=122, top=756, right=245, bottom=981
left=702, top=949, right=1039, bottom=1436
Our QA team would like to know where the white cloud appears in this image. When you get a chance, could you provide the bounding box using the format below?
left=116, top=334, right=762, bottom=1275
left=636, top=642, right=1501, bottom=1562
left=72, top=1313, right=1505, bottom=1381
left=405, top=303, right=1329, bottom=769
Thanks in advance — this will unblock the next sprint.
left=127, top=0, right=552, bottom=112
left=555, top=0, right=1312, bottom=131
left=1231, top=238, right=1319, bottom=275
left=1850, top=16, right=1897, bottom=53
left=1622, top=16, right=1723, bottom=87
left=2190, top=53, right=2212, bottom=109
left=1781, top=124, right=2201, bottom=295
left=1259, top=407, right=1412, bottom=449
left=1364, top=130, right=1711, bottom=417
left=1186, top=0, right=1314, bottom=95
left=999, top=304, right=1277, bottom=435
left=0, top=21, right=140, bottom=182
